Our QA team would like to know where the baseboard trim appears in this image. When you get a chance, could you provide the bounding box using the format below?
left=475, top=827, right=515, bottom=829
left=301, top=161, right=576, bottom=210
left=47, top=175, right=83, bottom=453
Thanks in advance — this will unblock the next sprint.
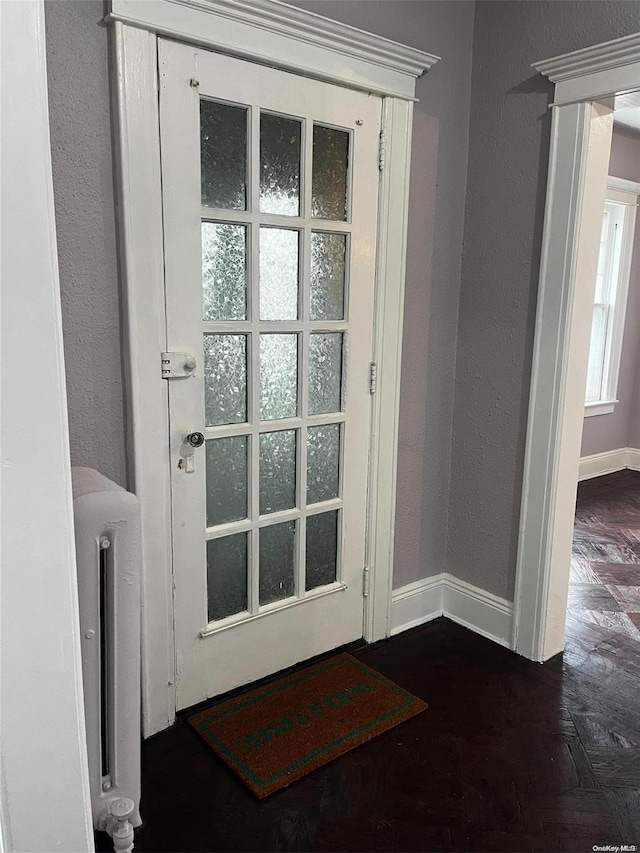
left=627, top=447, right=640, bottom=472
left=389, top=574, right=444, bottom=636
left=578, top=447, right=640, bottom=481
left=391, top=574, right=514, bottom=649
left=442, top=576, right=513, bottom=649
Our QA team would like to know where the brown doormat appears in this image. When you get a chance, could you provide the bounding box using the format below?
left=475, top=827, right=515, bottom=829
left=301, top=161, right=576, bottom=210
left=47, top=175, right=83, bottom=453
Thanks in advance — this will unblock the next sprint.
left=188, top=653, right=428, bottom=798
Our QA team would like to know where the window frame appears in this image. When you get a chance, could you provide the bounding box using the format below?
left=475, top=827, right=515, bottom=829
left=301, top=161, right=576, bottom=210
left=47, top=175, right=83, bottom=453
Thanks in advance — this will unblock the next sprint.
left=584, top=175, right=640, bottom=418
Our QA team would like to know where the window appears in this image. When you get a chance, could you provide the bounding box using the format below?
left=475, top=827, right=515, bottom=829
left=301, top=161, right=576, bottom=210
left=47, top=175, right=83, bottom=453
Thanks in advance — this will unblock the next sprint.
left=584, top=178, right=639, bottom=417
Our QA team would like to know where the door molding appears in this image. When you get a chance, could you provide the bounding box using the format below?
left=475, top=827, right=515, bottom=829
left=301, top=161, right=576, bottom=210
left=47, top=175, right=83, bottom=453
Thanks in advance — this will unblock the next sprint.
left=513, top=31, right=640, bottom=662
left=107, top=0, right=438, bottom=100
left=108, top=0, right=437, bottom=736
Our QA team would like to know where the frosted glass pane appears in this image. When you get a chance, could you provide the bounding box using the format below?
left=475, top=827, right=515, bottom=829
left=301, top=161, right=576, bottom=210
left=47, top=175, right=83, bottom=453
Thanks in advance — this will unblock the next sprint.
left=260, top=113, right=301, bottom=216
left=260, top=334, right=298, bottom=420
left=260, top=430, right=296, bottom=515
left=309, top=333, right=342, bottom=415
left=204, top=335, right=247, bottom=426
left=586, top=305, right=607, bottom=401
left=259, top=522, right=295, bottom=605
left=310, top=233, right=346, bottom=320
left=307, top=424, right=339, bottom=504
left=201, top=100, right=247, bottom=210
left=306, top=511, right=338, bottom=590
left=206, top=436, right=247, bottom=527
left=207, top=533, right=247, bottom=621
left=260, top=228, right=299, bottom=320
left=311, top=125, right=348, bottom=221
left=202, top=223, right=246, bottom=321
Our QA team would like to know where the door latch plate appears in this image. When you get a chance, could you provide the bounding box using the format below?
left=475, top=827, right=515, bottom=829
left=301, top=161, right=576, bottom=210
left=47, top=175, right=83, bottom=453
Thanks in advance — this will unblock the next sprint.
left=161, top=352, right=197, bottom=379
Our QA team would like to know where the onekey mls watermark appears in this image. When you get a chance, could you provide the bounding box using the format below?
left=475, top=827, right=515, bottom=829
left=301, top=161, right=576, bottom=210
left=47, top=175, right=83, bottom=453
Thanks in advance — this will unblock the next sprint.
left=592, top=846, right=638, bottom=852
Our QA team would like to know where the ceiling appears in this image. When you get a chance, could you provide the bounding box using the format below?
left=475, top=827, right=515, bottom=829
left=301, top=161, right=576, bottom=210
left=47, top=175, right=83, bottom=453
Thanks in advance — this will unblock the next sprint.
left=614, top=92, right=640, bottom=132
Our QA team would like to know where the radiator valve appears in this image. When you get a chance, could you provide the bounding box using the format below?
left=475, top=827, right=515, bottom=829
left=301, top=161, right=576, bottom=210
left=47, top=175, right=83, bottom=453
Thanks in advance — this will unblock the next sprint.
left=104, top=797, right=136, bottom=853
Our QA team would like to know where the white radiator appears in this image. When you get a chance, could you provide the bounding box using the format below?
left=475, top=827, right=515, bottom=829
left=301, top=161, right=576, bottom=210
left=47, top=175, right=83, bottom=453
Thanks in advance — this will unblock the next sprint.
left=72, top=467, right=142, bottom=853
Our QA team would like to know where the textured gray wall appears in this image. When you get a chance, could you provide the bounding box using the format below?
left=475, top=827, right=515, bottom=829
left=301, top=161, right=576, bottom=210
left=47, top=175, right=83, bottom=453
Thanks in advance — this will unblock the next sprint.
left=45, top=0, right=475, bottom=587
left=581, top=126, right=640, bottom=458
left=630, top=316, right=640, bottom=449
left=447, top=1, right=640, bottom=601
left=295, top=1, right=475, bottom=586
left=45, top=0, right=127, bottom=487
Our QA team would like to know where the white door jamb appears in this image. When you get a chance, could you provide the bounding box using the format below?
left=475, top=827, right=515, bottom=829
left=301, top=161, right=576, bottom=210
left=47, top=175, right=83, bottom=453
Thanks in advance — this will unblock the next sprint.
left=513, top=32, right=640, bottom=662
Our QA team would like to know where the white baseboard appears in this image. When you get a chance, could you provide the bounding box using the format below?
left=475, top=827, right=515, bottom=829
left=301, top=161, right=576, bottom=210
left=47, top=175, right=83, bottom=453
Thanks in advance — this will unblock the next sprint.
left=578, top=447, right=640, bottom=480
left=442, top=576, right=513, bottom=648
left=627, top=448, right=640, bottom=472
left=391, top=574, right=514, bottom=649
left=389, top=574, right=444, bottom=635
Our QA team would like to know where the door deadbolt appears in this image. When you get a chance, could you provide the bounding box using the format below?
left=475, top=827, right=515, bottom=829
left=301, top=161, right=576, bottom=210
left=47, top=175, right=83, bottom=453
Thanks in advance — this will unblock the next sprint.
left=185, top=432, right=205, bottom=448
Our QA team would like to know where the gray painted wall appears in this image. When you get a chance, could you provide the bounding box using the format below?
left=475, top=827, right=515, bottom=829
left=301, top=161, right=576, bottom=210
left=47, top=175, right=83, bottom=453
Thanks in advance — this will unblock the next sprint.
left=45, top=0, right=475, bottom=589
left=45, top=0, right=639, bottom=604
left=45, top=0, right=127, bottom=487
left=630, top=313, right=640, bottom=449
left=447, top=1, right=640, bottom=602
left=294, top=1, right=475, bottom=587
left=581, top=126, right=640, bottom=458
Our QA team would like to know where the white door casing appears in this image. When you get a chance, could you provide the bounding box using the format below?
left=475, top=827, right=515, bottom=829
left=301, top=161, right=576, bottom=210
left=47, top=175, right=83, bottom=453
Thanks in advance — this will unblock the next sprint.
left=108, top=0, right=438, bottom=736
left=160, top=41, right=381, bottom=709
left=514, top=32, right=640, bottom=662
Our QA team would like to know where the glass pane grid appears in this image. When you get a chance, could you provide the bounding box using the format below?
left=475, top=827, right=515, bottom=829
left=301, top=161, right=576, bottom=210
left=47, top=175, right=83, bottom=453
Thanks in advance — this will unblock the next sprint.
left=203, top=104, right=350, bottom=624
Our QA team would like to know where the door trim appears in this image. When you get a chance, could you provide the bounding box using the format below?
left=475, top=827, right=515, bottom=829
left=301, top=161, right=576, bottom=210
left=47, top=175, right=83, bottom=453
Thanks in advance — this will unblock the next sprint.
left=513, top=32, right=640, bottom=662
left=107, top=0, right=439, bottom=101
left=108, top=0, right=437, bottom=737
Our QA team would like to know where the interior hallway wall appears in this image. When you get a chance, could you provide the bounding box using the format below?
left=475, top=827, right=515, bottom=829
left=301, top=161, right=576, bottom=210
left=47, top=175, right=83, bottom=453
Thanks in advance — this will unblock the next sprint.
left=45, top=0, right=476, bottom=589
left=45, top=0, right=127, bottom=486
left=581, top=126, right=640, bottom=458
left=447, top=0, right=640, bottom=602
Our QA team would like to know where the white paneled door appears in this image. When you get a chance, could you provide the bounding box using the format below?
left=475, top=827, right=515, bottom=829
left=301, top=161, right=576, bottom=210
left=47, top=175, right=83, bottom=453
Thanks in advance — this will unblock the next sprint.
left=158, top=40, right=381, bottom=710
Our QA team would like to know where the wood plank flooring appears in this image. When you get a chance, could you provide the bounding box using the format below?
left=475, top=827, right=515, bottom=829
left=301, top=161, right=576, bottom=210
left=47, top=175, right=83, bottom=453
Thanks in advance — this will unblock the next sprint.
left=105, top=470, right=640, bottom=852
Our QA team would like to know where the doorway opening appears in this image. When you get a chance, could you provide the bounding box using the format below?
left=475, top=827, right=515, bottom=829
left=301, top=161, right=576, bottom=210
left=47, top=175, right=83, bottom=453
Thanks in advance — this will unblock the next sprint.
left=569, top=103, right=640, bottom=656
left=513, top=29, right=640, bottom=663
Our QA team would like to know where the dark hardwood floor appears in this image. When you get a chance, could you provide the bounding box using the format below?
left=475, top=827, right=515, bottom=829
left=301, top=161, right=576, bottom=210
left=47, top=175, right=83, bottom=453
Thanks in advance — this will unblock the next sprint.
left=115, top=470, right=640, bottom=852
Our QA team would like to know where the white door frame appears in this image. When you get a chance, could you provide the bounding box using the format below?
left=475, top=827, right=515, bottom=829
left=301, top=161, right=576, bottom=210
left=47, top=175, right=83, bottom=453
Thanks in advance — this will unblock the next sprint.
left=513, top=32, right=640, bottom=662
left=107, top=0, right=438, bottom=737
left=1, top=0, right=93, bottom=847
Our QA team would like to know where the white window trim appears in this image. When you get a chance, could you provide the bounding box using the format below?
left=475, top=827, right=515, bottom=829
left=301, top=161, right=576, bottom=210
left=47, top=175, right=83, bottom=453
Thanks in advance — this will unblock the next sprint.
left=584, top=177, right=639, bottom=416
left=107, top=0, right=438, bottom=736
left=514, top=31, right=640, bottom=663
left=584, top=400, right=617, bottom=417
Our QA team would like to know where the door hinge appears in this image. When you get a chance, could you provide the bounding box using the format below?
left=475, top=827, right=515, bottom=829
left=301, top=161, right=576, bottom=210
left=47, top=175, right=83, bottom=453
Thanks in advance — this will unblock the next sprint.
left=378, top=131, right=387, bottom=172
left=363, top=567, right=370, bottom=598
left=369, top=362, right=377, bottom=395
